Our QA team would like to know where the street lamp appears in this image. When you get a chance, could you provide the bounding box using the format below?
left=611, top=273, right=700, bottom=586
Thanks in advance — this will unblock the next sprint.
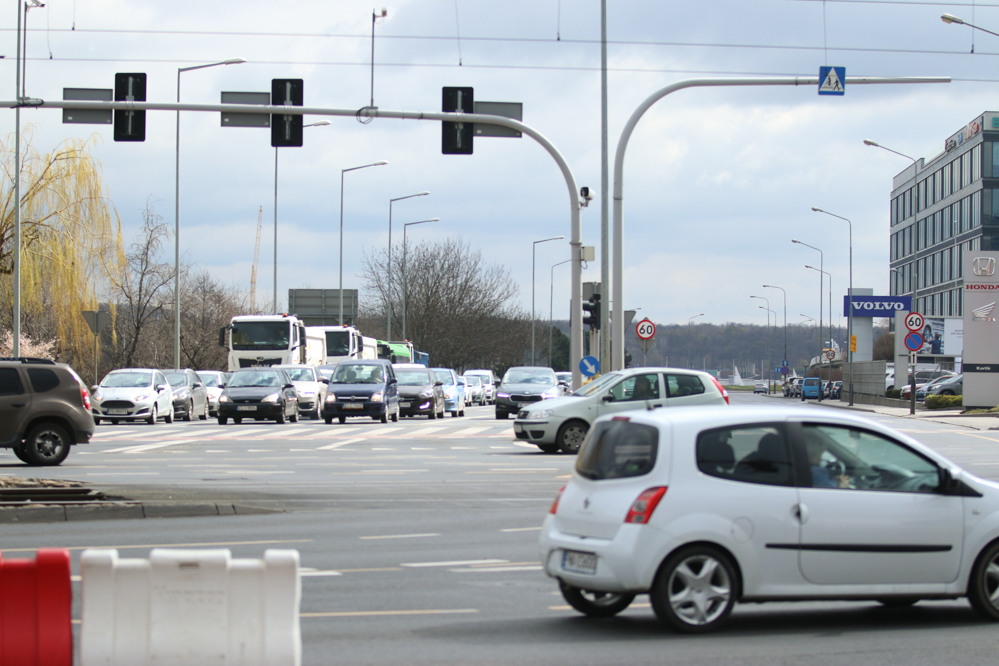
left=174, top=57, right=246, bottom=370
left=813, top=207, right=854, bottom=405
left=274, top=120, right=330, bottom=312
left=550, top=258, right=572, bottom=368
left=941, top=12, right=999, bottom=38
left=688, top=314, right=704, bottom=325
left=388, top=192, right=430, bottom=339
left=339, top=160, right=388, bottom=325
left=806, top=264, right=833, bottom=399
left=792, top=239, right=824, bottom=388
left=751, top=296, right=771, bottom=392
left=401, top=217, right=440, bottom=340
left=532, top=235, right=565, bottom=365
left=800, top=315, right=816, bottom=325
left=763, top=284, right=787, bottom=382
left=863, top=139, right=918, bottom=165
left=759, top=305, right=775, bottom=393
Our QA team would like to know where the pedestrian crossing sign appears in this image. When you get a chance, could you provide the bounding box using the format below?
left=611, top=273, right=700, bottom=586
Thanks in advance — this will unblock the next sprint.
left=818, top=66, right=845, bottom=96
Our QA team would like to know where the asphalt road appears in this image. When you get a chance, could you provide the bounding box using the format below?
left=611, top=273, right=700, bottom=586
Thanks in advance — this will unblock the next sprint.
left=4, top=395, right=999, bottom=665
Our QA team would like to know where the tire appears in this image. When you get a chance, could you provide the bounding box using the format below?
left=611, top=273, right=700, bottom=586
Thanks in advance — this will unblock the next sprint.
left=941, top=390, right=955, bottom=396
left=233, top=417, right=242, bottom=425
left=338, top=416, right=347, bottom=424
left=391, top=408, right=399, bottom=423
left=94, top=417, right=101, bottom=426
left=276, top=407, right=286, bottom=424
left=183, top=400, right=194, bottom=421
left=165, top=405, right=174, bottom=424
left=324, top=416, right=332, bottom=424
left=218, top=416, right=227, bottom=425
left=13, top=447, right=30, bottom=463
left=289, top=407, right=299, bottom=423
left=650, top=545, right=738, bottom=633
left=557, top=420, right=589, bottom=454
left=458, top=399, right=465, bottom=417
left=877, top=598, right=920, bottom=608
left=559, top=580, right=635, bottom=617
left=110, top=418, right=120, bottom=425
left=429, top=407, right=437, bottom=420
left=537, top=444, right=559, bottom=454
left=200, top=401, right=208, bottom=420
left=380, top=410, right=388, bottom=423
left=146, top=410, right=156, bottom=425
left=496, top=410, right=508, bottom=419
left=21, top=423, right=72, bottom=466
left=968, top=541, right=999, bottom=621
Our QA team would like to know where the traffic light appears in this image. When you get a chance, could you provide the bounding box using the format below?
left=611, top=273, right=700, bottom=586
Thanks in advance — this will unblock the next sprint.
left=442, top=86, right=473, bottom=154
left=271, top=79, right=304, bottom=147
left=113, top=73, right=146, bottom=141
left=583, top=293, right=601, bottom=330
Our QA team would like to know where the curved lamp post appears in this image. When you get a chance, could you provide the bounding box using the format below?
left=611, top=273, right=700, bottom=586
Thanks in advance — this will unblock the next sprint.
left=401, top=217, right=439, bottom=340
left=387, top=192, right=430, bottom=339
left=532, top=236, right=565, bottom=365
left=339, top=160, right=388, bottom=325
left=813, top=207, right=853, bottom=405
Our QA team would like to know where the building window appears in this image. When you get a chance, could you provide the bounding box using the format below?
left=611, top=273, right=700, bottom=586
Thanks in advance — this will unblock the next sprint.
left=963, top=152, right=972, bottom=189
left=973, top=191, right=982, bottom=228
left=934, top=170, right=943, bottom=203
left=905, top=188, right=912, bottom=219
left=891, top=197, right=898, bottom=226
left=943, top=162, right=952, bottom=195
left=973, top=144, right=982, bottom=182
left=933, top=251, right=941, bottom=285
left=943, top=206, right=952, bottom=240
left=918, top=180, right=926, bottom=212
left=956, top=288, right=963, bottom=316
left=962, top=196, right=971, bottom=232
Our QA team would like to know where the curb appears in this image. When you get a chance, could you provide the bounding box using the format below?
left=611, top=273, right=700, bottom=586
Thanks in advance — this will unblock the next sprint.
left=0, top=501, right=283, bottom=524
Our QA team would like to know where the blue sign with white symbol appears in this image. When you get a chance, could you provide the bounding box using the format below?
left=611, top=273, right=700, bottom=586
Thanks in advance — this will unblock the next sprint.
left=782, top=359, right=789, bottom=367
left=818, top=66, right=845, bottom=96
left=579, top=356, right=600, bottom=377
left=904, top=332, right=924, bottom=352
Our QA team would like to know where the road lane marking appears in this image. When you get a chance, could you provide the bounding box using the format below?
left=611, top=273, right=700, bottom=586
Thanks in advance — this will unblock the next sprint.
left=316, top=438, right=366, bottom=450
left=359, top=533, right=441, bottom=540
left=103, top=439, right=196, bottom=454
left=443, top=426, right=493, bottom=437
left=300, top=569, right=343, bottom=577
left=451, top=565, right=543, bottom=573
left=401, top=559, right=508, bottom=568
left=301, top=609, right=477, bottom=618
left=0, top=539, right=313, bottom=553
left=500, top=527, right=542, bottom=532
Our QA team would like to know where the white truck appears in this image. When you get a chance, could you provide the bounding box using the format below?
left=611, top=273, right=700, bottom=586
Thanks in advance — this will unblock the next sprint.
left=219, top=314, right=326, bottom=371
left=309, top=325, right=377, bottom=364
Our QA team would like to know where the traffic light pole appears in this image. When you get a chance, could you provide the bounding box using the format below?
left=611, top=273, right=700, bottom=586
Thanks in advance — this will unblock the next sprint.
left=23, top=98, right=586, bottom=389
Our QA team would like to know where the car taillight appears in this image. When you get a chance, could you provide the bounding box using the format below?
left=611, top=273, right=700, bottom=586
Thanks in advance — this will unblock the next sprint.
left=709, top=376, right=730, bottom=404
left=549, top=485, right=566, bottom=514
left=81, top=385, right=91, bottom=411
left=624, top=487, right=667, bottom=524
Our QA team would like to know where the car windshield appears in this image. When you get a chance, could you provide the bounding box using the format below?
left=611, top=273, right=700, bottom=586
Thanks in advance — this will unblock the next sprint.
left=464, top=376, right=481, bottom=386
left=102, top=372, right=153, bottom=388
left=502, top=368, right=556, bottom=385
left=201, top=374, right=221, bottom=388
left=230, top=321, right=291, bottom=351
left=433, top=370, right=455, bottom=385
left=325, top=331, right=350, bottom=356
left=282, top=367, right=316, bottom=382
left=397, top=369, right=433, bottom=386
left=332, top=364, right=385, bottom=384
left=163, top=372, right=188, bottom=386
left=571, top=372, right=621, bottom=397
left=229, top=371, right=283, bottom=388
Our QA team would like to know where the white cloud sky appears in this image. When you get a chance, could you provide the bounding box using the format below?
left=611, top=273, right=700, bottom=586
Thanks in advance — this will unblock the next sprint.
left=4, top=0, right=997, bottom=326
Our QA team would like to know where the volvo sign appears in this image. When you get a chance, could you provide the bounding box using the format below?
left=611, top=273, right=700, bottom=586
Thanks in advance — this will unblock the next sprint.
left=843, top=295, right=912, bottom=317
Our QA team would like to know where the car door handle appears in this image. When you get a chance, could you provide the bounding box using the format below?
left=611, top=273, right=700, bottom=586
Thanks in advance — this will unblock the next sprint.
left=11, top=403, right=26, bottom=408
left=793, top=503, right=810, bottom=524
left=651, top=403, right=663, bottom=408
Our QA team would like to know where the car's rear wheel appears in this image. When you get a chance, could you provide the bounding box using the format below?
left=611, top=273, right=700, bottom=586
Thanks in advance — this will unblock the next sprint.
left=338, top=416, right=347, bottom=424
left=651, top=545, right=738, bottom=633
left=183, top=400, right=194, bottom=421
left=558, top=580, right=635, bottom=617
left=496, top=410, right=508, bottom=419
left=22, top=423, right=72, bottom=466
left=110, top=418, right=120, bottom=425
left=13, top=447, right=30, bottom=463
left=324, top=416, right=332, bottom=424
left=233, top=417, right=242, bottom=425
left=968, top=540, right=999, bottom=621
left=94, top=417, right=101, bottom=425
left=200, top=401, right=208, bottom=420
left=218, top=416, right=227, bottom=425
left=537, top=444, right=559, bottom=454
left=557, top=420, right=589, bottom=454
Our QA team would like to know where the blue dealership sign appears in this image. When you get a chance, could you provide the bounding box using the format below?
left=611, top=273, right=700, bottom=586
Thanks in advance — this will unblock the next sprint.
left=843, top=295, right=912, bottom=317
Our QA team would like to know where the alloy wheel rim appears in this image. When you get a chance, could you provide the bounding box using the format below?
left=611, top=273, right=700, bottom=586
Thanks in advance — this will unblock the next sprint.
left=985, top=554, right=999, bottom=609
left=667, top=554, right=731, bottom=625
left=36, top=431, right=63, bottom=458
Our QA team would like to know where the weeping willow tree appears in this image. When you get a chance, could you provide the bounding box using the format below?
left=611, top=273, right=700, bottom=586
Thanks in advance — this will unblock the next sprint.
left=0, top=126, right=126, bottom=368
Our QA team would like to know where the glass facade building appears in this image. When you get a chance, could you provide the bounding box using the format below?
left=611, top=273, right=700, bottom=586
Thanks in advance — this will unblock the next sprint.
left=888, top=113, right=999, bottom=317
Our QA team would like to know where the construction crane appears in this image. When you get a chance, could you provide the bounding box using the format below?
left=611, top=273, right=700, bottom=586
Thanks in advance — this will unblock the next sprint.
left=249, top=205, right=263, bottom=312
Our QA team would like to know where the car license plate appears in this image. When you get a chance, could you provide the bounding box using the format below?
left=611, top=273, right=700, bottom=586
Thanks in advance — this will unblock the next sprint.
left=513, top=423, right=523, bottom=433
left=562, top=550, right=597, bottom=575
left=518, top=402, right=530, bottom=408
left=237, top=405, right=256, bottom=411
left=344, top=403, right=364, bottom=409
left=108, top=408, right=128, bottom=415
left=400, top=401, right=411, bottom=408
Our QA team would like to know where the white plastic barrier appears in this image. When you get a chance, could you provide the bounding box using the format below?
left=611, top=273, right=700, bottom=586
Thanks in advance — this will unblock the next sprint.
left=80, top=548, right=301, bottom=666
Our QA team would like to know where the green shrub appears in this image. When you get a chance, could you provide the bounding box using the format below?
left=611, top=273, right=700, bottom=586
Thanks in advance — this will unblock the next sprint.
left=925, top=394, right=962, bottom=410
left=885, top=389, right=901, bottom=399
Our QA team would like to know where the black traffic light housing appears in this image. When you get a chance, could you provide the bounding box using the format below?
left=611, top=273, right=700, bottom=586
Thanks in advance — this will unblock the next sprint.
left=113, top=73, right=146, bottom=141
left=442, top=86, right=473, bottom=154
left=583, top=293, right=601, bottom=330
left=271, top=79, right=304, bottom=147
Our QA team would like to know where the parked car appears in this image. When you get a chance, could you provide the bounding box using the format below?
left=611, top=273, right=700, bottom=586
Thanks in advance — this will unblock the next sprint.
left=322, top=359, right=400, bottom=424
left=784, top=377, right=803, bottom=398
left=1, top=357, right=94, bottom=466
left=495, top=366, right=559, bottom=420
left=274, top=365, right=327, bottom=420
left=92, top=368, right=174, bottom=425
left=927, top=373, right=963, bottom=397
left=197, top=370, right=227, bottom=417
left=159, top=368, right=210, bottom=421
left=217, top=368, right=299, bottom=425
left=801, top=377, right=822, bottom=401
left=462, top=374, right=485, bottom=405
left=540, top=404, right=999, bottom=633
left=464, top=369, right=497, bottom=404
left=432, top=368, right=466, bottom=417
left=395, top=365, right=445, bottom=418
left=753, top=382, right=767, bottom=394
left=514, top=367, right=728, bottom=454
left=907, top=370, right=956, bottom=386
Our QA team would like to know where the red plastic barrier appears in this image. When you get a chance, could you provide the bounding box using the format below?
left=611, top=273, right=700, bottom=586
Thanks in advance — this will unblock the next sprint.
left=0, top=548, right=72, bottom=666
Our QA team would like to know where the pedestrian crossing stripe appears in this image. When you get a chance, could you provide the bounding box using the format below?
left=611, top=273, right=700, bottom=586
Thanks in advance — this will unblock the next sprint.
left=818, top=66, right=845, bottom=96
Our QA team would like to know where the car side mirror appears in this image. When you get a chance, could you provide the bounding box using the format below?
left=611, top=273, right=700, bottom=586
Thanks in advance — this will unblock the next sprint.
left=155, top=384, right=166, bottom=392
left=435, top=381, right=443, bottom=387
left=601, top=394, right=615, bottom=403
left=388, top=378, right=397, bottom=384
left=218, top=384, right=226, bottom=389
left=91, top=385, right=99, bottom=392
left=284, top=383, right=295, bottom=390
left=193, top=382, right=204, bottom=389
left=320, top=378, right=329, bottom=384
left=939, top=467, right=960, bottom=493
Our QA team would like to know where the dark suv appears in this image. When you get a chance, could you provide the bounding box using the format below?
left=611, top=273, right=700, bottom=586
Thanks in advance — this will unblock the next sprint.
left=0, top=357, right=95, bottom=465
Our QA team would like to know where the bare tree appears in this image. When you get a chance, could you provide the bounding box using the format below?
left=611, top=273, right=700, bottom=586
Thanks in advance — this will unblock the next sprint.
left=360, top=237, right=532, bottom=371
left=179, top=269, right=244, bottom=371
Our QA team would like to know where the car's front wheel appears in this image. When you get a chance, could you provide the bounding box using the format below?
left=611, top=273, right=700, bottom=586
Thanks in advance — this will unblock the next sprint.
left=22, top=423, right=72, bottom=466
left=496, top=410, right=508, bottom=420
left=559, top=580, right=635, bottom=617
left=969, top=540, right=999, bottom=621
left=537, top=444, right=559, bottom=454
left=650, top=545, right=738, bottom=633
left=557, top=420, right=589, bottom=454
left=183, top=400, right=194, bottom=421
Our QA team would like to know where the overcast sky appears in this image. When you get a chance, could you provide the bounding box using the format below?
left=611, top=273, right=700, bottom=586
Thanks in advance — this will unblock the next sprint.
left=5, top=0, right=998, bottom=329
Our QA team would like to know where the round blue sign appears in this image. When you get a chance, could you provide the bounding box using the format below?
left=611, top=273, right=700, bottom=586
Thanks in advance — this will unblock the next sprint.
left=904, top=331, right=924, bottom=352
left=579, top=356, right=600, bottom=377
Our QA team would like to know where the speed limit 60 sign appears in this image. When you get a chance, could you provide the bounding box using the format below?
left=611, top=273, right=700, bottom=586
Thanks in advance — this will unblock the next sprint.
left=905, top=312, right=924, bottom=332
left=636, top=318, right=656, bottom=341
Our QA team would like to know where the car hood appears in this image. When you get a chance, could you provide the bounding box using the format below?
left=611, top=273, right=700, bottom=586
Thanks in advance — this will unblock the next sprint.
left=398, top=384, right=433, bottom=397
left=517, top=395, right=584, bottom=414
left=96, top=386, right=156, bottom=401
left=291, top=380, right=323, bottom=393
left=499, top=382, right=557, bottom=396
left=327, top=382, right=385, bottom=394
left=224, top=386, right=284, bottom=400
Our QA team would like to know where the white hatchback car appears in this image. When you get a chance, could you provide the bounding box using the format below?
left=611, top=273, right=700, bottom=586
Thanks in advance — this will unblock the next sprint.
left=514, top=367, right=728, bottom=454
left=92, top=368, right=174, bottom=425
left=540, top=405, right=999, bottom=632
left=273, top=365, right=327, bottom=420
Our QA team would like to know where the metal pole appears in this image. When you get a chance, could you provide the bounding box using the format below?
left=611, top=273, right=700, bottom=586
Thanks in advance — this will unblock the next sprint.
left=610, top=76, right=950, bottom=372
left=339, top=169, right=345, bottom=325
left=763, top=285, right=787, bottom=388
left=598, top=0, right=610, bottom=373
left=387, top=201, right=392, bottom=339
left=274, top=147, right=278, bottom=313
left=532, top=236, right=564, bottom=366
left=403, top=223, right=408, bottom=341
left=550, top=259, right=571, bottom=368
left=174, top=68, right=181, bottom=369
left=12, top=1, right=21, bottom=357
left=812, top=208, right=854, bottom=405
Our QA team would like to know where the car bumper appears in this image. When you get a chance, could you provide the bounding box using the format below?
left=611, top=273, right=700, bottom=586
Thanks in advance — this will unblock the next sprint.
left=512, top=417, right=561, bottom=444
left=92, top=402, right=156, bottom=420
left=323, top=402, right=387, bottom=418
left=218, top=402, right=285, bottom=418
left=399, top=397, right=435, bottom=415
left=496, top=396, right=544, bottom=413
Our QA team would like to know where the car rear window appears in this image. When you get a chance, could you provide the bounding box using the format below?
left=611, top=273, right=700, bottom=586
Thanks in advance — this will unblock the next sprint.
left=576, top=420, right=659, bottom=480
left=697, top=424, right=793, bottom=487
left=27, top=368, right=60, bottom=393
left=666, top=374, right=704, bottom=398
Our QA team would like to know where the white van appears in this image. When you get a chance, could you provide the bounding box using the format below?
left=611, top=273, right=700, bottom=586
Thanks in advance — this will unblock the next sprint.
left=463, top=369, right=497, bottom=404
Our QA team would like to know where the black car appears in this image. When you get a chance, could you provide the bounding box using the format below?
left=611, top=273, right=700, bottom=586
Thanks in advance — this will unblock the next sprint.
left=159, top=368, right=210, bottom=421
left=322, top=360, right=400, bottom=424
left=394, top=365, right=445, bottom=418
left=495, top=366, right=560, bottom=419
left=217, top=368, right=299, bottom=424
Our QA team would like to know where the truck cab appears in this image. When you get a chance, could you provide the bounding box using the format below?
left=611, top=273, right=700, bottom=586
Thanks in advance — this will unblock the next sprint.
left=220, top=314, right=322, bottom=371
